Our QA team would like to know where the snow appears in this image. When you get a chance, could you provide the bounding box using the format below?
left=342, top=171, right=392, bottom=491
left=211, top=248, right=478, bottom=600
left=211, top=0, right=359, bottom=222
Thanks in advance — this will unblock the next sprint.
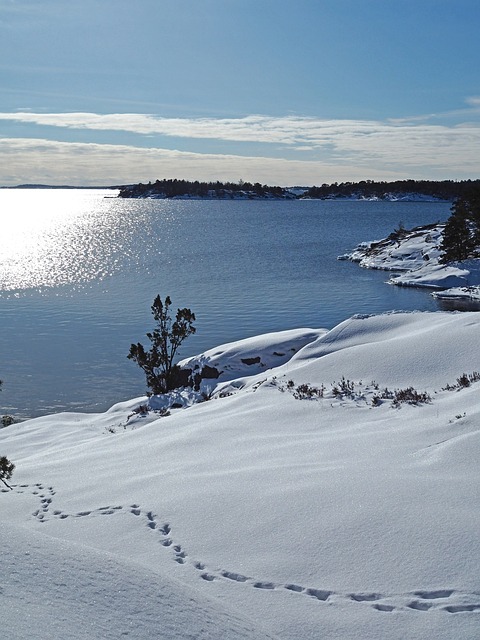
left=432, top=286, right=480, bottom=302
left=340, top=223, right=480, bottom=300
left=306, top=193, right=448, bottom=202
left=1, top=312, right=479, bottom=639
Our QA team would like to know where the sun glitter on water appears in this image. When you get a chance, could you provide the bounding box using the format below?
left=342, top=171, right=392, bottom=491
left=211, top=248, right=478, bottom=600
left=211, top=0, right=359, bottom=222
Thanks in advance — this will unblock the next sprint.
left=0, top=189, right=120, bottom=293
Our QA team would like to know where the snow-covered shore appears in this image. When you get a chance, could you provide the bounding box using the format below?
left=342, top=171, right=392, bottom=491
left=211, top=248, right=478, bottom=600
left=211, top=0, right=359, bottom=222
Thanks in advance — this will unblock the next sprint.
left=2, top=311, right=480, bottom=640
left=339, top=223, right=480, bottom=302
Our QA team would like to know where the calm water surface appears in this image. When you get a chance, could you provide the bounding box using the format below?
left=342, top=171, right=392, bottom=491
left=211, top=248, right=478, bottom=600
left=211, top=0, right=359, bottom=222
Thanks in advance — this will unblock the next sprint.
left=0, top=190, right=452, bottom=418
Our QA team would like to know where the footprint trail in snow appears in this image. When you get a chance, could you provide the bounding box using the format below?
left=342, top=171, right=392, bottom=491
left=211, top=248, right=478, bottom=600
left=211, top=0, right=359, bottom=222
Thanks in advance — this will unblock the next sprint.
left=6, top=482, right=480, bottom=616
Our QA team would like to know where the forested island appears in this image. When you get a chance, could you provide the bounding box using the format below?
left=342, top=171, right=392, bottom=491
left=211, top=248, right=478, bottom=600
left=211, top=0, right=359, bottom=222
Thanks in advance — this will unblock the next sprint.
left=118, top=178, right=480, bottom=201
left=118, top=179, right=292, bottom=199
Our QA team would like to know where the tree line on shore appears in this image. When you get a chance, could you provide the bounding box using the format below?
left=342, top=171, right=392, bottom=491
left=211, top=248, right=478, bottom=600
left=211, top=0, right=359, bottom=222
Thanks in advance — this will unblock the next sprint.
left=118, top=178, right=480, bottom=200
left=303, top=179, right=480, bottom=201
left=118, top=179, right=286, bottom=199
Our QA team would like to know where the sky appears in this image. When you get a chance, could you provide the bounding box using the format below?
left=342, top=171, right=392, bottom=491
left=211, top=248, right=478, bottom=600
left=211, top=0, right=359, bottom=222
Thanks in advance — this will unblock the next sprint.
left=0, top=0, right=479, bottom=186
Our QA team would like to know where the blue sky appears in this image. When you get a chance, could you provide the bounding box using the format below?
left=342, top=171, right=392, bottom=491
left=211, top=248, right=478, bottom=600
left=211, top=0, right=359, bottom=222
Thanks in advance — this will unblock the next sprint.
left=1, top=0, right=479, bottom=186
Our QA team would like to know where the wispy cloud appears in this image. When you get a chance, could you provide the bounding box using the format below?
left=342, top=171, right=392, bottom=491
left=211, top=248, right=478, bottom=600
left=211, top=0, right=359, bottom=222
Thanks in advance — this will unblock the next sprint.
left=465, top=96, right=480, bottom=108
left=1, top=109, right=480, bottom=176
left=1, top=99, right=480, bottom=185
left=0, top=112, right=318, bottom=143
left=1, top=108, right=479, bottom=149
left=388, top=95, right=480, bottom=125
left=0, top=138, right=404, bottom=187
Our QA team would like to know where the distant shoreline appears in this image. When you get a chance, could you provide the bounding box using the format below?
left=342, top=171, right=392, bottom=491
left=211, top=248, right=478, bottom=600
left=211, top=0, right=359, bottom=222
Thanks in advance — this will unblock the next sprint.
left=118, top=178, right=471, bottom=201
left=5, top=178, right=479, bottom=202
left=0, top=184, right=121, bottom=190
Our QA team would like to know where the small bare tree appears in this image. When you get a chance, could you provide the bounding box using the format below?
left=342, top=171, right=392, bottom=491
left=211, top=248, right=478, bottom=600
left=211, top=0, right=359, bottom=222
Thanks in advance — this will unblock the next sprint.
left=128, top=295, right=196, bottom=395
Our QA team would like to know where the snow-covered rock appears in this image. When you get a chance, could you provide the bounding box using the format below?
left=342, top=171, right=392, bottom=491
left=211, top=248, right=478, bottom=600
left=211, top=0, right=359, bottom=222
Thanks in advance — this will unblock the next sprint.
left=340, top=223, right=480, bottom=295
left=432, top=285, right=480, bottom=301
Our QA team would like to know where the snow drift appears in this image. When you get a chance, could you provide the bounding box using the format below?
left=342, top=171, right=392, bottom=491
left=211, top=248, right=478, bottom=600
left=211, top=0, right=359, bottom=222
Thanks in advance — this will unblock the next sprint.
left=1, top=312, right=479, bottom=640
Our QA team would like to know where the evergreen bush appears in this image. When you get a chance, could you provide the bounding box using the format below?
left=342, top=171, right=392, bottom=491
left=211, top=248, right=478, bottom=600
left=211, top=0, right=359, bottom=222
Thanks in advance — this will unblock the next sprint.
left=128, top=295, right=196, bottom=395
left=440, top=190, right=480, bottom=263
left=0, top=455, right=15, bottom=489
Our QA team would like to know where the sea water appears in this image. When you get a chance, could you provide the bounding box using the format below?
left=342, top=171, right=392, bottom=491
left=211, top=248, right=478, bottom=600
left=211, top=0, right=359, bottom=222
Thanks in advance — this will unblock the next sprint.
left=0, top=189, right=451, bottom=418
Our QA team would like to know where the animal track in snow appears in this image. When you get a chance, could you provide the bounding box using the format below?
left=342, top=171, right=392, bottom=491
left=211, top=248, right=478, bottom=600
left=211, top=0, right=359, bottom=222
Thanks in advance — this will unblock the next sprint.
left=221, top=571, right=249, bottom=583
left=306, top=588, right=332, bottom=601
left=201, top=573, right=216, bottom=582
left=373, top=603, right=395, bottom=612
left=285, top=584, right=304, bottom=593
left=408, top=600, right=434, bottom=611
left=8, top=483, right=480, bottom=616
left=173, top=545, right=187, bottom=563
left=414, top=589, right=454, bottom=599
left=254, top=582, right=275, bottom=590
left=350, top=592, right=382, bottom=602
left=444, top=604, right=480, bottom=613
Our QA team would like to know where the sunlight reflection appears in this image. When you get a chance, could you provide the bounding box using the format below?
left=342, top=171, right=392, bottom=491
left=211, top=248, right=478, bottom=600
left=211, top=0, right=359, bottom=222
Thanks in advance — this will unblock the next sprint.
left=0, top=189, right=122, bottom=292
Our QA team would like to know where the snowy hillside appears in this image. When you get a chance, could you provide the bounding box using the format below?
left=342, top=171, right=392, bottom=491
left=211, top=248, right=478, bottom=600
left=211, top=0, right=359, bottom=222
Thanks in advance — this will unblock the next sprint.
left=1, top=312, right=480, bottom=640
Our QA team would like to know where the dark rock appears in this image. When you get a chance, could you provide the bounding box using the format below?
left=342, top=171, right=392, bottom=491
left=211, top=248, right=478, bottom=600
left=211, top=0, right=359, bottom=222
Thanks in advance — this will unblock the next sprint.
left=201, top=365, right=222, bottom=379
left=171, top=367, right=192, bottom=388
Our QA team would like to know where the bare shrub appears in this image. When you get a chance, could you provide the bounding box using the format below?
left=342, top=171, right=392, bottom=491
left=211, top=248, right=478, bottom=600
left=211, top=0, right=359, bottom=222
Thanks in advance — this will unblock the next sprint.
left=456, top=371, right=480, bottom=388
left=331, top=377, right=355, bottom=399
left=442, top=371, right=480, bottom=391
left=293, top=383, right=325, bottom=400
left=391, top=387, right=431, bottom=407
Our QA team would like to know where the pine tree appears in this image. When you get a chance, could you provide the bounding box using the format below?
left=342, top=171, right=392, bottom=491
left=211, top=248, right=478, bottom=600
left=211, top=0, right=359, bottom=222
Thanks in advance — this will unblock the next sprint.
left=440, top=210, right=474, bottom=263
left=128, top=295, right=196, bottom=395
left=440, top=194, right=480, bottom=263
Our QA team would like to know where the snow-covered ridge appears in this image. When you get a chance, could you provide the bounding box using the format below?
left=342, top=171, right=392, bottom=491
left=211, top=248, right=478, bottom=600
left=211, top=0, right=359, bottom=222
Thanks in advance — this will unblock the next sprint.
left=2, top=312, right=480, bottom=639
left=339, top=223, right=480, bottom=301
left=143, top=328, right=326, bottom=414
